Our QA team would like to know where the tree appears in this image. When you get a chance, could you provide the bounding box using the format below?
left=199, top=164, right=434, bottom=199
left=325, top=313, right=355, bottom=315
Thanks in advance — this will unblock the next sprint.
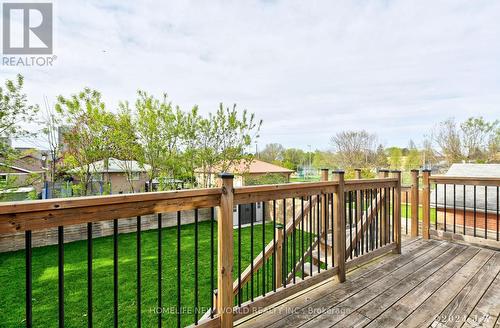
left=405, top=140, right=420, bottom=170
left=460, top=117, right=498, bottom=162
left=282, top=148, right=306, bottom=171
left=430, top=117, right=499, bottom=164
left=40, top=96, right=61, bottom=194
left=330, top=130, right=377, bottom=169
left=109, top=105, right=142, bottom=192
left=133, top=91, right=183, bottom=190
left=387, top=147, right=403, bottom=170
left=195, top=104, right=262, bottom=188
left=374, top=144, right=388, bottom=168
left=312, top=150, right=337, bottom=169
left=56, top=88, right=115, bottom=196
left=259, top=143, right=285, bottom=163
left=0, top=74, right=38, bottom=159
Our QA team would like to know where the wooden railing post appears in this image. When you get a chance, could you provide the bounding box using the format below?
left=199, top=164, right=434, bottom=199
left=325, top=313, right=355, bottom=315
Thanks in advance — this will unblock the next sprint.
left=391, top=170, right=402, bottom=254
left=422, top=170, right=431, bottom=240
left=378, top=169, right=389, bottom=244
left=410, top=169, right=419, bottom=237
left=332, top=170, right=346, bottom=283
left=217, top=173, right=234, bottom=327
left=275, top=226, right=283, bottom=289
left=354, top=168, right=362, bottom=179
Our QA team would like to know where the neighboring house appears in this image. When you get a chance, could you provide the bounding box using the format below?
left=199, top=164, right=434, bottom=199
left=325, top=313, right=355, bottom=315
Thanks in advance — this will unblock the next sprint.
left=70, top=158, right=150, bottom=194
left=195, top=159, right=295, bottom=225
left=431, top=163, right=499, bottom=233
left=195, top=159, right=294, bottom=188
left=0, top=154, right=46, bottom=192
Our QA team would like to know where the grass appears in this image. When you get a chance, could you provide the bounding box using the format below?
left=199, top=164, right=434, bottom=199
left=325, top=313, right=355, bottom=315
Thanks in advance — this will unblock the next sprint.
left=0, top=220, right=311, bottom=327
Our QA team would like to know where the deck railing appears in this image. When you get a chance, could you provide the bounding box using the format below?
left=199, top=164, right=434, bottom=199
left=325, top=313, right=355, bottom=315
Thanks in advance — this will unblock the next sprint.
left=1, top=170, right=402, bottom=328
left=399, top=170, right=500, bottom=248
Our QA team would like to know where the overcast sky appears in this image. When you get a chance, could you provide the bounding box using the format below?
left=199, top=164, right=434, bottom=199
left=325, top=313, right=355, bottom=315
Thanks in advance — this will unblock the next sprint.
left=3, top=0, right=500, bottom=151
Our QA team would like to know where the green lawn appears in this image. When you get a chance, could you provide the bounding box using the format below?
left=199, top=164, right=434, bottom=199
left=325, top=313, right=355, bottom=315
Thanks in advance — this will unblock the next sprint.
left=0, top=220, right=311, bottom=327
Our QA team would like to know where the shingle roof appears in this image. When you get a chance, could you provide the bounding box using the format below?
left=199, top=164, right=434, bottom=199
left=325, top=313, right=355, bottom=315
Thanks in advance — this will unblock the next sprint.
left=69, top=158, right=150, bottom=173
left=431, top=164, right=499, bottom=213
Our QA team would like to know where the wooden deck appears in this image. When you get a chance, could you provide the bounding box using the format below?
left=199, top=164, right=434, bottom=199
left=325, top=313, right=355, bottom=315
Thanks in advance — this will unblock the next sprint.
left=235, top=238, right=500, bottom=328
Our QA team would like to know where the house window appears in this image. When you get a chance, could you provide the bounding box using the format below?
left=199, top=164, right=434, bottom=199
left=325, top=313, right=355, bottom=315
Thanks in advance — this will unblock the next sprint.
left=130, top=172, right=140, bottom=181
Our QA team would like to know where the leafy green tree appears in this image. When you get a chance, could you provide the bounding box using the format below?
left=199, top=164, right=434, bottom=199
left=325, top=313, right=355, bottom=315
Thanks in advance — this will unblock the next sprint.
left=194, top=104, right=261, bottom=187
left=312, top=150, right=337, bottom=169
left=405, top=140, right=420, bottom=170
left=0, top=75, right=39, bottom=188
left=387, top=147, right=403, bottom=170
left=133, top=91, right=183, bottom=190
left=430, top=117, right=499, bottom=164
left=55, top=88, right=115, bottom=195
left=109, top=105, right=142, bottom=192
left=281, top=148, right=306, bottom=171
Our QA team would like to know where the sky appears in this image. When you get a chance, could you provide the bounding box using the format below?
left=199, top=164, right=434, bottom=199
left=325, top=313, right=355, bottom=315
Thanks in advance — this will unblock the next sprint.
left=2, top=0, right=500, bottom=151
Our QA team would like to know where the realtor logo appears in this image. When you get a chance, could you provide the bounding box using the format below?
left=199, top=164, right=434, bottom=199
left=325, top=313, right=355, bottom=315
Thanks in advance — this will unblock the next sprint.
left=2, top=3, right=53, bottom=54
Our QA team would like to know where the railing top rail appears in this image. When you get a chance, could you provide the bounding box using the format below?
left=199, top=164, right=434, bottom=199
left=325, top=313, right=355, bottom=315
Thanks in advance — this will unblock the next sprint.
left=0, top=187, right=222, bottom=214
left=0, top=188, right=222, bottom=234
left=429, top=175, right=500, bottom=186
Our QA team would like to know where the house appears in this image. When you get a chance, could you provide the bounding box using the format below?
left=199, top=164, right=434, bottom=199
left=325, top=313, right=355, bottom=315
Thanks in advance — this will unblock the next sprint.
left=195, top=159, right=295, bottom=225
left=0, top=154, right=47, bottom=192
left=431, top=163, right=499, bottom=233
left=195, top=159, right=294, bottom=188
left=70, top=158, right=150, bottom=194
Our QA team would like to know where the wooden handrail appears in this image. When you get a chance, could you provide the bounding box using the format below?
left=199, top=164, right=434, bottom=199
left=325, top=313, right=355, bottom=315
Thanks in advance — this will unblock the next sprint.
left=0, top=189, right=221, bottom=233
left=429, top=175, right=500, bottom=186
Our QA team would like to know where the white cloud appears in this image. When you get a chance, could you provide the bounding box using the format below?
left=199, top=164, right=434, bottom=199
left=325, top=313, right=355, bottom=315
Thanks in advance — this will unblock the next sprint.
left=3, top=0, right=500, bottom=150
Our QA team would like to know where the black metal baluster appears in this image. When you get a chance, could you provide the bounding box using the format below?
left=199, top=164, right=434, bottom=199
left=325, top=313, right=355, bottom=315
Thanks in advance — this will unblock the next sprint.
left=26, top=230, right=32, bottom=328
left=283, top=199, right=287, bottom=284
left=316, top=195, right=320, bottom=273
left=210, top=208, right=215, bottom=318
left=463, top=185, right=467, bottom=235
left=330, top=193, right=335, bottom=267
left=375, top=189, right=379, bottom=249
left=157, top=213, right=162, bottom=328
left=444, top=184, right=447, bottom=232
left=273, top=200, right=276, bottom=292
left=194, top=209, right=199, bottom=324
left=137, top=216, right=142, bottom=328
left=87, top=223, right=93, bottom=328
left=405, top=191, right=409, bottom=235
left=435, top=183, right=438, bottom=230
left=301, top=197, right=305, bottom=279
left=453, top=185, right=456, bottom=234
left=497, top=186, right=499, bottom=241
left=238, top=204, right=242, bottom=306
left=361, top=190, right=364, bottom=254
left=292, top=198, right=296, bottom=283
left=309, top=196, right=313, bottom=277
left=349, top=191, right=353, bottom=259
left=177, top=211, right=181, bottom=328
left=113, top=219, right=119, bottom=328
left=58, top=226, right=64, bottom=328
left=324, top=194, right=328, bottom=269
left=474, top=186, right=477, bottom=237
left=262, top=202, right=266, bottom=296
left=485, top=186, right=488, bottom=239
left=367, top=190, right=371, bottom=253
left=251, top=204, right=254, bottom=301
